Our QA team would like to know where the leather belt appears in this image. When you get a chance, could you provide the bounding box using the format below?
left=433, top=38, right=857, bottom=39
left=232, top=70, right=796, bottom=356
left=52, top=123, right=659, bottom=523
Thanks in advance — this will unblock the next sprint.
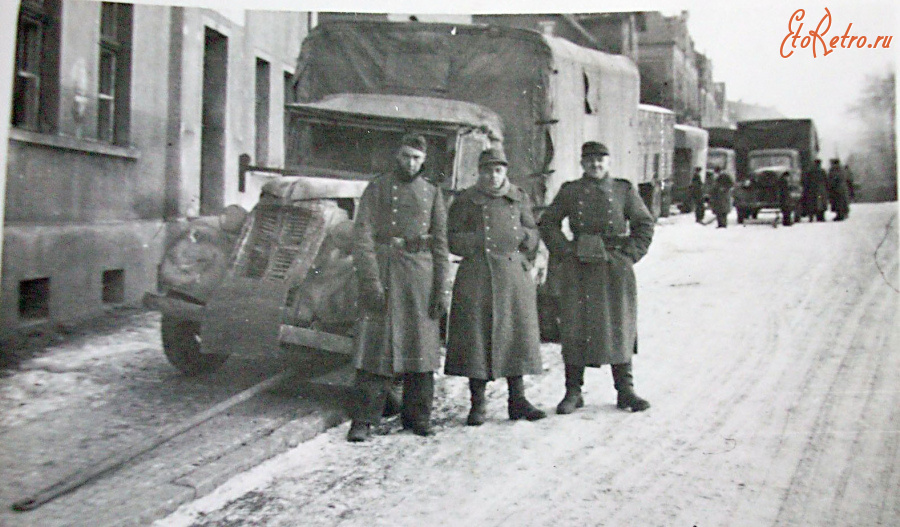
left=375, top=234, right=433, bottom=253
left=574, top=233, right=628, bottom=249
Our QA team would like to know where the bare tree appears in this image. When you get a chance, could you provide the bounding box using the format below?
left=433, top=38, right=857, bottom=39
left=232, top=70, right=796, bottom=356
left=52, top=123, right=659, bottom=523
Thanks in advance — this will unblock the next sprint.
left=847, top=69, right=897, bottom=202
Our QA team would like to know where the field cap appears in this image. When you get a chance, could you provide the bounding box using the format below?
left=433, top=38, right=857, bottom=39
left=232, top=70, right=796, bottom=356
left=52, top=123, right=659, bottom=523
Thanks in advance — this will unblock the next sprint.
left=478, top=147, right=509, bottom=167
left=581, top=141, right=609, bottom=158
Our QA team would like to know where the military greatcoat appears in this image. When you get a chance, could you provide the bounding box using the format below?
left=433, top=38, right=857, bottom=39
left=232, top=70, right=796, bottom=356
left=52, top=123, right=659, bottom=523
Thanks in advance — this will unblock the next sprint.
left=351, top=168, right=450, bottom=376
left=444, top=185, right=543, bottom=380
left=539, top=175, right=654, bottom=366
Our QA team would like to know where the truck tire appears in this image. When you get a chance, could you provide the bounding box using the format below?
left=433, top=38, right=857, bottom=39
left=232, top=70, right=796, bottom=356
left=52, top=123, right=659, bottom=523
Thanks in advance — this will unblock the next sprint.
left=161, top=314, right=229, bottom=376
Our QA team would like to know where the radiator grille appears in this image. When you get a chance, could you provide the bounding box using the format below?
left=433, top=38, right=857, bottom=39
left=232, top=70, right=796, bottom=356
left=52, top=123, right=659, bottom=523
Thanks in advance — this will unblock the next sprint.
left=234, top=203, right=322, bottom=283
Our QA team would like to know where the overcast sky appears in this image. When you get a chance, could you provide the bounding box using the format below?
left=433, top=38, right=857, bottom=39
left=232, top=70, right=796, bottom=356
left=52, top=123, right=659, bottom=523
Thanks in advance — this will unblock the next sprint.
left=6, top=0, right=897, bottom=161
left=160, top=0, right=897, bottom=160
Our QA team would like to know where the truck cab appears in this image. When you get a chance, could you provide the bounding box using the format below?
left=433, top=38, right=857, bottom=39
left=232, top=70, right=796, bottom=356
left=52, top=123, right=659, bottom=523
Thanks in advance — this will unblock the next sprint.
left=734, top=148, right=802, bottom=224
left=707, top=147, right=736, bottom=177
left=145, top=93, right=503, bottom=376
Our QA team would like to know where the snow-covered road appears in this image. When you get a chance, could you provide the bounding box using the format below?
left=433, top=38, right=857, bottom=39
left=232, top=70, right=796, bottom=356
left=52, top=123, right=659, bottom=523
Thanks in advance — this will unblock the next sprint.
left=158, top=202, right=899, bottom=527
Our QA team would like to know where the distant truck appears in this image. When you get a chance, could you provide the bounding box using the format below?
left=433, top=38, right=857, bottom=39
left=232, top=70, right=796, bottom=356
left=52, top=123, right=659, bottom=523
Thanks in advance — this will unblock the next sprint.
left=705, top=126, right=737, bottom=198
left=706, top=127, right=737, bottom=176
left=734, top=119, right=819, bottom=225
left=672, top=124, right=708, bottom=212
left=638, top=104, right=675, bottom=218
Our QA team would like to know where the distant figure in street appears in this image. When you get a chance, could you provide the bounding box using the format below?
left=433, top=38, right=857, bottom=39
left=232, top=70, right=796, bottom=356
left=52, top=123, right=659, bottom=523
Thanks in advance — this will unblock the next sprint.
left=347, top=134, right=451, bottom=442
left=539, top=141, right=654, bottom=414
left=827, top=158, right=851, bottom=221
left=444, top=147, right=546, bottom=426
left=689, top=168, right=706, bottom=223
left=801, top=159, right=829, bottom=222
left=710, top=168, right=734, bottom=228
left=844, top=162, right=856, bottom=202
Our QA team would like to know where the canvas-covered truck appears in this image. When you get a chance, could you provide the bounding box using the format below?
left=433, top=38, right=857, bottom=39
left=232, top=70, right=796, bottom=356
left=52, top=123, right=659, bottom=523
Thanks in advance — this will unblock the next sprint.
left=706, top=127, right=737, bottom=176
left=144, top=94, right=502, bottom=376
left=637, top=104, right=675, bottom=219
left=733, top=119, right=819, bottom=226
left=672, top=124, right=709, bottom=212
left=290, top=20, right=641, bottom=213
left=290, top=20, right=641, bottom=342
left=705, top=126, right=737, bottom=199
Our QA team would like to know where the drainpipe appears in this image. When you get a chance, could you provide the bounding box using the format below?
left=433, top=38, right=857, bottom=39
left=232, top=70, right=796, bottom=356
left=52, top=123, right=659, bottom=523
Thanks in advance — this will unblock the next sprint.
left=0, top=1, right=21, bottom=282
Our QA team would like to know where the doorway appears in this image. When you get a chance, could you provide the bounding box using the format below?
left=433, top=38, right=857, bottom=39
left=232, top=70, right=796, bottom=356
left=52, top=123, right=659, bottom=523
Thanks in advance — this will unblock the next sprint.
left=200, top=27, right=227, bottom=215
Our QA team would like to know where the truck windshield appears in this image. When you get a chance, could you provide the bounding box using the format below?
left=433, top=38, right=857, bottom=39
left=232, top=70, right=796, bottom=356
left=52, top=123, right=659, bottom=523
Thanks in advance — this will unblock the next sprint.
left=708, top=153, right=728, bottom=171
left=286, top=120, right=452, bottom=183
left=749, top=154, right=793, bottom=171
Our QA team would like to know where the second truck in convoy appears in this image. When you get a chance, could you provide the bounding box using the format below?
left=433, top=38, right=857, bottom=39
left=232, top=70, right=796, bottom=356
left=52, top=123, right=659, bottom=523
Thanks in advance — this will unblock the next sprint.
left=733, top=119, right=819, bottom=225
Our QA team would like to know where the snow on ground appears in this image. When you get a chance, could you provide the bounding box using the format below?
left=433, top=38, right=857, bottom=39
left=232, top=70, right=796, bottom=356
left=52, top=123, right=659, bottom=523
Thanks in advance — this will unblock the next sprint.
left=157, top=203, right=899, bottom=527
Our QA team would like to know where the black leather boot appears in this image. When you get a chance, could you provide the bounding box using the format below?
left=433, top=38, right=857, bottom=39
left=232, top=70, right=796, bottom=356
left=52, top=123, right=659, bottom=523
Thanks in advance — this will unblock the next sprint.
left=382, top=377, right=403, bottom=417
left=612, top=362, right=650, bottom=412
left=347, top=370, right=387, bottom=442
left=401, top=372, right=435, bottom=437
left=346, top=421, right=371, bottom=442
left=556, top=364, right=585, bottom=415
left=507, top=376, right=546, bottom=421
left=467, top=378, right=488, bottom=426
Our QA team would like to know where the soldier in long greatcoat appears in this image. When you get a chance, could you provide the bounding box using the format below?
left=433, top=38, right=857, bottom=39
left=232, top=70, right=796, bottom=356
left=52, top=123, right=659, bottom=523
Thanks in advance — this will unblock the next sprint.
left=445, top=148, right=546, bottom=426
left=347, top=134, right=451, bottom=442
left=827, top=158, right=851, bottom=221
left=801, top=159, right=829, bottom=222
left=709, top=169, right=734, bottom=228
left=539, top=141, right=654, bottom=414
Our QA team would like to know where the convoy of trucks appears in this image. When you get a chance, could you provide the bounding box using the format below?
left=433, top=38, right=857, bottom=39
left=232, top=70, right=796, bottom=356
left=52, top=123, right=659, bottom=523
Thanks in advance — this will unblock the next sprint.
left=144, top=19, right=819, bottom=376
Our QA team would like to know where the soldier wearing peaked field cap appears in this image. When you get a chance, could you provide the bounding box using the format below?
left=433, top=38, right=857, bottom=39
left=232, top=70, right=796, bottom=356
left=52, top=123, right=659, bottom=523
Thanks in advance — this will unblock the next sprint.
left=347, top=133, right=451, bottom=442
left=539, top=140, right=655, bottom=414
left=581, top=141, right=609, bottom=158
left=478, top=147, right=508, bottom=167
left=445, top=146, right=547, bottom=426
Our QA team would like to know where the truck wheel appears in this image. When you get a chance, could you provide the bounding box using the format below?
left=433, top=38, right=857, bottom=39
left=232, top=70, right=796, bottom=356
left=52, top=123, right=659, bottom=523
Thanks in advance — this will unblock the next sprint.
left=161, top=314, right=229, bottom=376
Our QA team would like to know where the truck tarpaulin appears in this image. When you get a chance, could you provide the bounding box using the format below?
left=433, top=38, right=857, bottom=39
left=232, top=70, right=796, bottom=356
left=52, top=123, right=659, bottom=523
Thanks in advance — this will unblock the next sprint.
left=290, top=21, right=640, bottom=206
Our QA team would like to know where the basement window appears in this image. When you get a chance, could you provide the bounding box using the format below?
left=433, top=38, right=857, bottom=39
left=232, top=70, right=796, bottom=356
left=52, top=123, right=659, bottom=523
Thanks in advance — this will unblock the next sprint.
left=19, top=277, right=50, bottom=320
left=102, top=269, right=125, bottom=304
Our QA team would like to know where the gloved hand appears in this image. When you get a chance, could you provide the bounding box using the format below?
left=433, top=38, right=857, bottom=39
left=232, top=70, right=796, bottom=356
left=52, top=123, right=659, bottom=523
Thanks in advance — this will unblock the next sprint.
left=428, top=293, right=449, bottom=320
left=360, top=285, right=386, bottom=312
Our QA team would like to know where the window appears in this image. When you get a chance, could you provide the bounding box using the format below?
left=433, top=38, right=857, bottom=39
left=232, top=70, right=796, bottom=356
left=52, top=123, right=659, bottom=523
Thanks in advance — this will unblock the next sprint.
left=12, top=0, right=61, bottom=132
left=19, top=277, right=50, bottom=320
left=97, top=2, right=132, bottom=144
left=102, top=269, right=125, bottom=304
left=255, top=58, right=270, bottom=165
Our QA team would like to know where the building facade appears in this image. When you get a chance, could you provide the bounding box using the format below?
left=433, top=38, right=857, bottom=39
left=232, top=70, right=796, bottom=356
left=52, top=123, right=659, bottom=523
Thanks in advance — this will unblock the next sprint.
left=3, top=0, right=310, bottom=335
left=636, top=11, right=701, bottom=125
